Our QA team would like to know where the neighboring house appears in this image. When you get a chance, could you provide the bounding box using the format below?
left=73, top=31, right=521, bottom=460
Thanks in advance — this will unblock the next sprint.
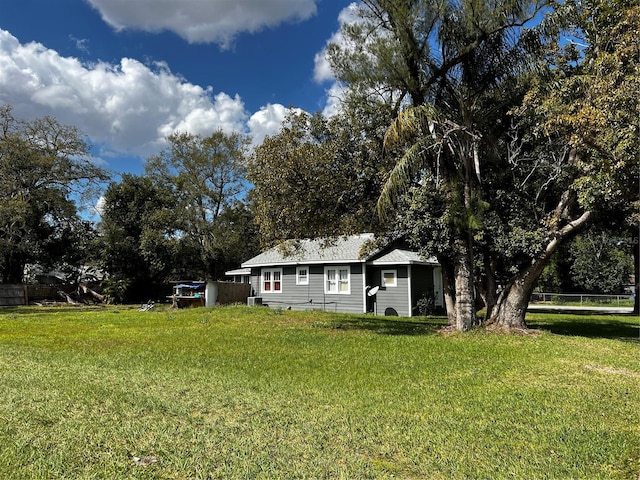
left=224, top=268, right=251, bottom=284
left=239, top=233, right=443, bottom=317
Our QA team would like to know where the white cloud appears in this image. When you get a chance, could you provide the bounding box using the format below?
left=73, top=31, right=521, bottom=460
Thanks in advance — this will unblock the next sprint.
left=0, top=29, right=249, bottom=158
left=93, top=196, right=106, bottom=217
left=313, top=3, right=361, bottom=115
left=313, top=49, right=334, bottom=84
left=86, top=0, right=319, bottom=47
left=247, top=103, right=300, bottom=147
left=69, top=35, right=90, bottom=54
left=321, top=83, right=347, bottom=118
left=313, top=2, right=361, bottom=84
left=158, top=92, right=248, bottom=139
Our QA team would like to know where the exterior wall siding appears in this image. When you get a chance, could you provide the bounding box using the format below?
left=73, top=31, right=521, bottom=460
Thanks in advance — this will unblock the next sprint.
left=248, top=263, right=437, bottom=317
left=249, top=270, right=260, bottom=298
left=248, top=264, right=365, bottom=314
left=366, top=265, right=436, bottom=317
left=368, top=266, right=411, bottom=317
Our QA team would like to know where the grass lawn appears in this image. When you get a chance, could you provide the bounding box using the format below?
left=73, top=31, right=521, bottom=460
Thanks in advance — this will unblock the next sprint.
left=0, top=305, right=638, bottom=479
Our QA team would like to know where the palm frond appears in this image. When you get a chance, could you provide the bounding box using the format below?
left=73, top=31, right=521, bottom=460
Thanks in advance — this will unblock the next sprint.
left=377, top=134, right=435, bottom=220
left=383, top=104, right=442, bottom=152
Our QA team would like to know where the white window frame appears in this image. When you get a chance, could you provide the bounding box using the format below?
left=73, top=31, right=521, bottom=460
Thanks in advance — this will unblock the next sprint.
left=324, top=266, right=351, bottom=295
left=261, top=268, right=283, bottom=293
left=296, top=266, right=309, bottom=285
left=382, top=269, right=397, bottom=288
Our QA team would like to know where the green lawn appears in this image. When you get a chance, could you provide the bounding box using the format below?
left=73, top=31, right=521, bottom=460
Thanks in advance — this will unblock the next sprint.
left=0, top=305, right=638, bottom=479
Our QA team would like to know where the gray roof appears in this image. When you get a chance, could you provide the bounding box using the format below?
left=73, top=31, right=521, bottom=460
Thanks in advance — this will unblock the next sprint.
left=225, top=268, right=251, bottom=276
left=242, top=234, right=439, bottom=268
left=242, top=233, right=375, bottom=267
left=370, top=249, right=438, bottom=265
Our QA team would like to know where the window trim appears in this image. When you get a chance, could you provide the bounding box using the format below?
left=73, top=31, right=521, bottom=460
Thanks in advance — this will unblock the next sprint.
left=296, top=266, right=309, bottom=285
left=261, top=268, right=283, bottom=294
left=324, top=266, right=351, bottom=295
left=382, top=269, right=397, bottom=288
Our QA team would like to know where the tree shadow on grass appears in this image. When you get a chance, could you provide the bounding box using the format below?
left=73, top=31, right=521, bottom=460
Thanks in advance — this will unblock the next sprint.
left=528, top=313, right=640, bottom=343
left=316, top=312, right=640, bottom=342
left=312, top=315, right=448, bottom=336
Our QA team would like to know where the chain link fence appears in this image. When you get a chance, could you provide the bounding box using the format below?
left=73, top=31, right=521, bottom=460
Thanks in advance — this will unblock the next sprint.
left=531, top=292, right=634, bottom=307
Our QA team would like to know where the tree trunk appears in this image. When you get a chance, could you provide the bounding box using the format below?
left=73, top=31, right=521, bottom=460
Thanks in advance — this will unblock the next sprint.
left=491, top=209, right=592, bottom=329
left=439, top=256, right=456, bottom=326
left=479, top=251, right=497, bottom=322
left=490, top=258, right=547, bottom=329
left=1, top=252, right=25, bottom=284
left=79, top=284, right=105, bottom=304
left=453, top=233, right=476, bottom=331
left=633, top=233, right=639, bottom=315
left=58, top=290, right=79, bottom=305
left=450, top=163, right=477, bottom=331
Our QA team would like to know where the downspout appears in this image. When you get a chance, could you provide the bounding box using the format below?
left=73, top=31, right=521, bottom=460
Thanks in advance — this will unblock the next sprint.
left=407, top=264, right=413, bottom=317
left=362, top=261, right=368, bottom=314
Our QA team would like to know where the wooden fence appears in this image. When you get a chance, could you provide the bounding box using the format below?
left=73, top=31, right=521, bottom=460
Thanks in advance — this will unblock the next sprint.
left=0, top=282, right=250, bottom=307
left=27, top=285, right=59, bottom=301
left=206, top=281, right=251, bottom=307
left=0, top=285, right=68, bottom=306
left=0, top=285, right=27, bottom=306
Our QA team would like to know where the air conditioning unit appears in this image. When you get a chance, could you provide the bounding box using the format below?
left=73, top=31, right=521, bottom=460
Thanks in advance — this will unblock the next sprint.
left=247, top=296, right=262, bottom=307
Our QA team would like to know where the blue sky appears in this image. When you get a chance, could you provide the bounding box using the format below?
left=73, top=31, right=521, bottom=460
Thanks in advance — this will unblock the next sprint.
left=0, top=0, right=354, bottom=176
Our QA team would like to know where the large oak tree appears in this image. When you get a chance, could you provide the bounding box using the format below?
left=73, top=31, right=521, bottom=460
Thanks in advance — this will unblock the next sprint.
left=145, top=130, right=253, bottom=279
left=248, top=110, right=395, bottom=246
left=0, top=105, right=108, bottom=283
left=489, top=0, right=640, bottom=327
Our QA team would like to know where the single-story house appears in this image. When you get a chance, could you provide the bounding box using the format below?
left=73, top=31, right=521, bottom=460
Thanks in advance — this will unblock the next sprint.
left=224, top=268, right=251, bottom=284
left=238, top=233, right=443, bottom=317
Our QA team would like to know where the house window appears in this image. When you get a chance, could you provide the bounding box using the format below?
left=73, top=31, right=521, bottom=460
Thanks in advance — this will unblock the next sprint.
left=296, top=267, right=309, bottom=285
left=382, top=270, right=397, bottom=288
left=325, top=266, right=350, bottom=294
left=262, top=268, right=282, bottom=293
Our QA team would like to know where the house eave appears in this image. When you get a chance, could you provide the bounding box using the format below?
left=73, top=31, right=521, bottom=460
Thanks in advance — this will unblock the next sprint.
left=225, top=268, right=251, bottom=276
left=368, top=260, right=439, bottom=266
left=242, top=259, right=368, bottom=269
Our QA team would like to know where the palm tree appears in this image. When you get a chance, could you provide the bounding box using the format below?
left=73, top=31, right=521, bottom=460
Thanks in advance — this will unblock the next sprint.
left=379, top=99, right=483, bottom=331
left=374, top=0, right=545, bottom=331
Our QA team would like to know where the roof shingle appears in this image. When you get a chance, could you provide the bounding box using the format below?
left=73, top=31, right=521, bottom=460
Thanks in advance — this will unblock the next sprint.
left=242, top=233, right=375, bottom=267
